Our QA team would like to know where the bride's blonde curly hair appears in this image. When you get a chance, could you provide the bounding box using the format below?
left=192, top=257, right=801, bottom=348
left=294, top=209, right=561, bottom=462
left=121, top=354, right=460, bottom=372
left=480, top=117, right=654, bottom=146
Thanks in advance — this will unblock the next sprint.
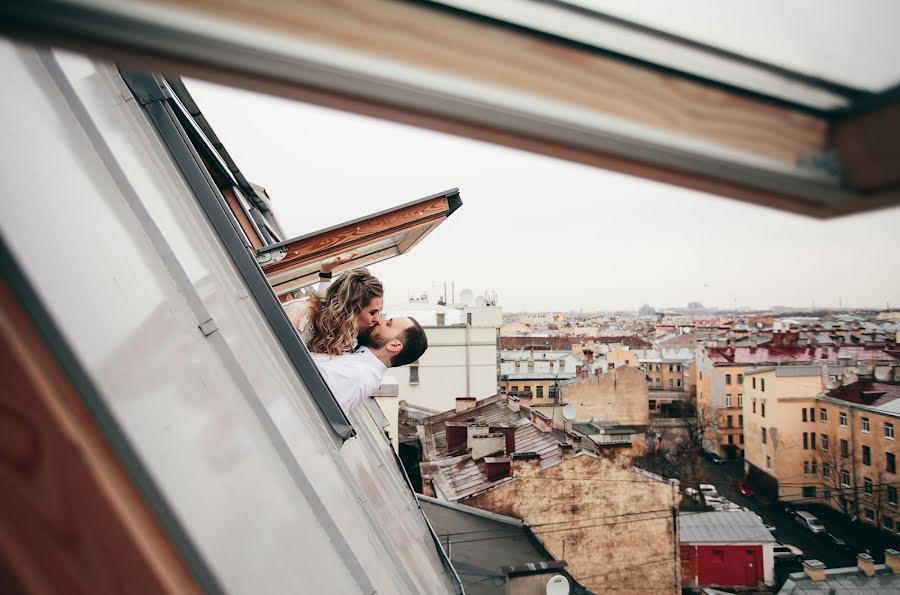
left=307, top=268, right=383, bottom=356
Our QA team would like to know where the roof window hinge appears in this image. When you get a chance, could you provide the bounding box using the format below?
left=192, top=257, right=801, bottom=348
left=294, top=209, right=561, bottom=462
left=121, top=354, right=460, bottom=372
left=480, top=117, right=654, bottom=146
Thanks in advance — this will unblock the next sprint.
left=255, top=246, right=288, bottom=266
left=198, top=317, right=218, bottom=337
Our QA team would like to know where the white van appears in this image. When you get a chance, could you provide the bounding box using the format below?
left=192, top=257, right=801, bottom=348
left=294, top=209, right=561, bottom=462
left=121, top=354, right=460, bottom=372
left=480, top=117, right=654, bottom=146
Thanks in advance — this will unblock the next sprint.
left=794, top=511, right=826, bottom=533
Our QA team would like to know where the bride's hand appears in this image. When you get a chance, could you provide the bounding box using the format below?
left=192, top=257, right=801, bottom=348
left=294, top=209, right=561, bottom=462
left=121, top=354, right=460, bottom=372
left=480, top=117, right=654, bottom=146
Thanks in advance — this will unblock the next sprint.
left=322, top=251, right=358, bottom=273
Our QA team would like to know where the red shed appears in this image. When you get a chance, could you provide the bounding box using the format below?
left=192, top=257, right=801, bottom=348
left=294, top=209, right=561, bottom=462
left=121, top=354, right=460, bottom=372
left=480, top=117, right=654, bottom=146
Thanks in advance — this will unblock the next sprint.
left=680, top=511, right=775, bottom=589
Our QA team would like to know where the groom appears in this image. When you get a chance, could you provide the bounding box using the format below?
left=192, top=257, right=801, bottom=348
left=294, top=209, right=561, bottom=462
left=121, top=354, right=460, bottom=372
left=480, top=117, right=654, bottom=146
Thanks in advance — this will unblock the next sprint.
left=311, top=316, right=427, bottom=414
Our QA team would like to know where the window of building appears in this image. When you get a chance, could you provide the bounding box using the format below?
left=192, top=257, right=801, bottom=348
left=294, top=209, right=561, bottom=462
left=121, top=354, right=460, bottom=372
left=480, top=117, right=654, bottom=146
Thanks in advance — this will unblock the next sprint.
left=676, top=365, right=682, bottom=372
left=803, top=486, right=816, bottom=498
left=737, top=374, right=743, bottom=385
left=810, top=407, right=816, bottom=422
left=803, top=460, right=810, bottom=474
left=752, top=400, right=756, bottom=414
left=669, top=364, right=674, bottom=372
left=887, top=422, right=895, bottom=440
left=803, top=409, right=808, bottom=422
left=676, top=379, right=682, bottom=387
left=839, top=412, right=847, bottom=427
left=737, top=395, right=743, bottom=407
left=523, top=385, right=531, bottom=393
left=803, top=432, right=809, bottom=450
left=669, top=378, right=674, bottom=387
left=726, top=395, right=732, bottom=407
left=466, top=312, right=472, bottom=325
left=739, top=434, right=744, bottom=444
left=824, top=489, right=832, bottom=502
left=822, top=434, right=829, bottom=451
left=766, top=456, right=771, bottom=469
left=699, top=372, right=703, bottom=380
left=536, top=386, right=544, bottom=398
left=761, top=402, right=766, bottom=417
left=727, top=415, right=733, bottom=428
left=725, top=374, right=732, bottom=385
left=841, top=469, right=850, bottom=486
left=888, top=452, right=896, bottom=474
left=811, top=432, right=816, bottom=449
left=728, top=434, right=734, bottom=444
left=762, top=428, right=767, bottom=444
left=820, top=408, right=828, bottom=422
left=841, top=439, right=849, bottom=458
left=409, top=364, right=419, bottom=384
left=885, top=517, right=894, bottom=531
left=436, top=312, right=445, bottom=326
left=752, top=377, right=756, bottom=389
left=865, top=508, right=875, bottom=521
left=655, top=378, right=661, bottom=386
left=811, top=460, right=817, bottom=474
left=823, top=463, right=830, bottom=478
left=862, top=417, right=870, bottom=433
left=761, top=378, right=765, bottom=392
left=863, top=445, right=871, bottom=465
left=549, top=385, right=559, bottom=399
left=890, top=486, right=898, bottom=506
left=739, top=415, right=744, bottom=426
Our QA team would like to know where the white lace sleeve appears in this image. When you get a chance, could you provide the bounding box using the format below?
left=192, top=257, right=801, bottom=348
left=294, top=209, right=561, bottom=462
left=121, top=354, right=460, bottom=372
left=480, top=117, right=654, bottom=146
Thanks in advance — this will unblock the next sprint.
left=283, top=298, right=314, bottom=344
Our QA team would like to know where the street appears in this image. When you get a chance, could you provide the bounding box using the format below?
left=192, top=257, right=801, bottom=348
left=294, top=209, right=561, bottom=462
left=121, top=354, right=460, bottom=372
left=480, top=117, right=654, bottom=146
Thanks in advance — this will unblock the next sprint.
left=700, top=460, right=899, bottom=589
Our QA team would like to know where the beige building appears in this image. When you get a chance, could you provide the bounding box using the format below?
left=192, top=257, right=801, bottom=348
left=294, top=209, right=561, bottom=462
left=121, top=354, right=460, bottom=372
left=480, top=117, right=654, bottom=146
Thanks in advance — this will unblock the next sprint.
left=560, top=365, right=649, bottom=427
left=742, top=366, right=835, bottom=500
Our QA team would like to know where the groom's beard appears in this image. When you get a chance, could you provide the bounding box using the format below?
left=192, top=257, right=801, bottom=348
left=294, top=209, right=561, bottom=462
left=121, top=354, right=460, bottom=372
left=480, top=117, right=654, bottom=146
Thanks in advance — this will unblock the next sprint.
left=357, top=328, right=387, bottom=349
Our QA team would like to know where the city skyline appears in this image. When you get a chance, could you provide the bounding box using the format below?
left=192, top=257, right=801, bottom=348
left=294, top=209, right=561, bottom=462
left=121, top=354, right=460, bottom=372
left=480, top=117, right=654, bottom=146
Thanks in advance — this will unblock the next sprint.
left=186, top=78, right=900, bottom=312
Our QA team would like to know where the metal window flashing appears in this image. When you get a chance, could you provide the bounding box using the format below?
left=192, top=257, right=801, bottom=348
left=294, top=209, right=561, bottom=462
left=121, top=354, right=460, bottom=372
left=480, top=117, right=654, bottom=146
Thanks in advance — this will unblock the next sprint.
left=118, top=69, right=356, bottom=443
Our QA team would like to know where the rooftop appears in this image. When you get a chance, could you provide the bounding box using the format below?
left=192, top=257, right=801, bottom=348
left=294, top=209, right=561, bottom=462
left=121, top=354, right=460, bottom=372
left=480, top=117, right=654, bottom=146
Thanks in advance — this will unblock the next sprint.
left=780, top=565, right=900, bottom=594
left=679, top=511, right=776, bottom=545
left=708, top=345, right=899, bottom=366
left=823, top=381, right=900, bottom=415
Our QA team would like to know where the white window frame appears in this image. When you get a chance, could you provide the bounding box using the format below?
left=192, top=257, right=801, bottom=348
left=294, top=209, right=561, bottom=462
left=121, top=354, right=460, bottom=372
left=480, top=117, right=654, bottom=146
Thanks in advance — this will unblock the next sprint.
left=862, top=417, right=870, bottom=433
left=886, top=422, right=895, bottom=440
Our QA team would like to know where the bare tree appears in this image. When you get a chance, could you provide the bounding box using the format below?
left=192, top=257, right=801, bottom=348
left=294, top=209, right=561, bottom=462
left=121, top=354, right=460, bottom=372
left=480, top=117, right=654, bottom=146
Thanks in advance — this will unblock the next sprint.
left=814, top=435, right=855, bottom=516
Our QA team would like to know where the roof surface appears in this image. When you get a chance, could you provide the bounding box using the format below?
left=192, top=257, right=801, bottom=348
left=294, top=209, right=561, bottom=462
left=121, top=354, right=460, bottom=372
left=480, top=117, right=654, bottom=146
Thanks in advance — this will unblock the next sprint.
left=780, top=566, right=900, bottom=594
left=824, top=381, right=900, bottom=414
left=708, top=346, right=898, bottom=366
left=679, top=511, right=776, bottom=544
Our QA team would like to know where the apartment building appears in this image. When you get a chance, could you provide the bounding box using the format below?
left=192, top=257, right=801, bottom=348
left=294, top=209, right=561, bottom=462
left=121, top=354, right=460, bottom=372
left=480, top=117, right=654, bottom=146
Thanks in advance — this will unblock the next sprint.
left=816, top=380, right=900, bottom=530
left=499, top=348, right=579, bottom=400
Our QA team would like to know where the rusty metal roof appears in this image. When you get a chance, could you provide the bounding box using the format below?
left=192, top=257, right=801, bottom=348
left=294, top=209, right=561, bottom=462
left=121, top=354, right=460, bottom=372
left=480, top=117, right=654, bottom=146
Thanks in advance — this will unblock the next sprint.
left=421, top=396, right=570, bottom=501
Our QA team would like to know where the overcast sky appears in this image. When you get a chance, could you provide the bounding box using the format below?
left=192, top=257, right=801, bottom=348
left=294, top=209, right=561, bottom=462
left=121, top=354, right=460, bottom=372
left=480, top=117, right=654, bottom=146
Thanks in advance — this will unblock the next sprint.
left=185, top=79, right=900, bottom=313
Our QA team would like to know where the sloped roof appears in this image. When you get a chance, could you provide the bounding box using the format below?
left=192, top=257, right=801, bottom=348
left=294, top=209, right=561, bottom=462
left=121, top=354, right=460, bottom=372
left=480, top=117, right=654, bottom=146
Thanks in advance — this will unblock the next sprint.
left=708, top=345, right=899, bottom=366
left=680, top=511, right=775, bottom=544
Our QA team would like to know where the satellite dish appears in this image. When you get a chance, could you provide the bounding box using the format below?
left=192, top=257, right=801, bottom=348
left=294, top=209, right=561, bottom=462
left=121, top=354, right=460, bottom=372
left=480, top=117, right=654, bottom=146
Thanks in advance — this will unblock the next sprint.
left=546, top=575, right=570, bottom=595
left=475, top=296, right=487, bottom=307
left=825, top=378, right=835, bottom=390
left=562, top=404, right=577, bottom=421
left=459, top=288, right=475, bottom=306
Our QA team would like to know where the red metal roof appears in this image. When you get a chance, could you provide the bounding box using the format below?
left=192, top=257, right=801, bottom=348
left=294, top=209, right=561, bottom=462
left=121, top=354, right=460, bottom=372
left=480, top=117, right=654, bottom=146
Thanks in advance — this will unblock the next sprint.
left=824, top=381, right=900, bottom=408
left=708, top=345, right=898, bottom=366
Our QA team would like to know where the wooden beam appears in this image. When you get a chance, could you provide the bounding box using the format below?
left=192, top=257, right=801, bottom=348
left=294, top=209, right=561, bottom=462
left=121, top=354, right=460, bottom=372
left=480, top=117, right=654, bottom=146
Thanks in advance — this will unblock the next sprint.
left=832, top=99, right=900, bottom=192
left=0, top=281, right=201, bottom=595
left=151, top=0, right=827, bottom=166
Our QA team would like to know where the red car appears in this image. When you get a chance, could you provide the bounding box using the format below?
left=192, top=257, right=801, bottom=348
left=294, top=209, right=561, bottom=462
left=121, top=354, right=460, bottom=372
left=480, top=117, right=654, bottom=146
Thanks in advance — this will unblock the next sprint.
left=733, top=480, right=754, bottom=497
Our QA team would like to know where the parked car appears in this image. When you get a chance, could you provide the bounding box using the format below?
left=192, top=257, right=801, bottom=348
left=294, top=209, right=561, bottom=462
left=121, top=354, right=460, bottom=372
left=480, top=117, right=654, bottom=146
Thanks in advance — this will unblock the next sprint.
left=773, top=543, right=804, bottom=563
left=699, top=483, right=719, bottom=497
left=822, top=532, right=852, bottom=552
left=703, top=451, right=725, bottom=464
left=733, top=480, right=754, bottom=497
left=794, top=511, right=826, bottom=534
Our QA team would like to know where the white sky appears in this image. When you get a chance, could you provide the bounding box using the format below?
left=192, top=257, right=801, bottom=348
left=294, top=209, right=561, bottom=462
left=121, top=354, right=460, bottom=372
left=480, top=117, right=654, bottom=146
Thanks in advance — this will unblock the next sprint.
left=185, top=78, right=900, bottom=313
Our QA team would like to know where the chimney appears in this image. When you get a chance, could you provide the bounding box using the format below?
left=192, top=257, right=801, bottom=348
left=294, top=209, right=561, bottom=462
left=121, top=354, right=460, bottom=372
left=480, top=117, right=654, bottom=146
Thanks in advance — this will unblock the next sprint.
left=455, top=397, right=477, bottom=413
left=749, top=336, right=758, bottom=350
left=508, top=395, right=520, bottom=412
left=583, top=348, right=594, bottom=364
left=499, top=386, right=508, bottom=403
left=446, top=422, right=467, bottom=455
left=885, top=549, right=900, bottom=574
left=857, top=553, right=875, bottom=577
left=489, top=425, right=516, bottom=455
left=803, top=559, right=826, bottom=582
left=471, top=433, right=506, bottom=460
left=484, top=456, right=511, bottom=481
left=466, top=423, right=489, bottom=449
left=531, top=410, right=553, bottom=433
